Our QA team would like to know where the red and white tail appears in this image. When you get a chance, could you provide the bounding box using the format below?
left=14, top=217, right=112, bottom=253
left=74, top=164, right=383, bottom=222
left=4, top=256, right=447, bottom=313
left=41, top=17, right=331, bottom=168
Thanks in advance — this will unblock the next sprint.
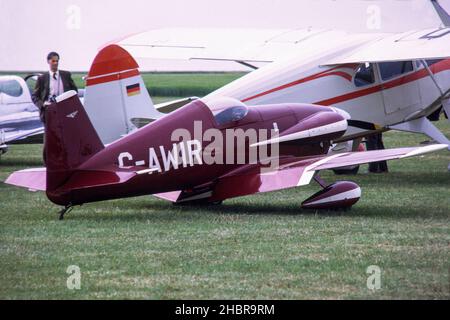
left=84, top=44, right=164, bottom=144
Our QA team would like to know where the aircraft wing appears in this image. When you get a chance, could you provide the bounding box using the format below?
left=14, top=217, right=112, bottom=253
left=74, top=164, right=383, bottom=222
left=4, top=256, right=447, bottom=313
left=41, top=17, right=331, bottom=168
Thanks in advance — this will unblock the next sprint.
left=129, top=97, right=200, bottom=128
left=323, top=27, right=450, bottom=65
left=153, top=144, right=447, bottom=203
left=1, top=127, right=44, bottom=144
left=115, top=28, right=288, bottom=64
left=115, top=28, right=382, bottom=66
left=208, top=144, right=447, bottom=201
left=0, top=111, right=43, bottom=144
left=115, top=27, right=450, bottom=68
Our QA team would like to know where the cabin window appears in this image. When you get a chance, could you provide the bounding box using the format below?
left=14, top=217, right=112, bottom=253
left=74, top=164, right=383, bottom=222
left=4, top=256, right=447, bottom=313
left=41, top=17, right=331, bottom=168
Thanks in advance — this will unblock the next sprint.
left=379, top=61, right=413, bottom=81
left=214, top=105, right=248, bottom=126
left=354, top=63, right=375, bottom=87
left=0, top=79, right=23, bottom=97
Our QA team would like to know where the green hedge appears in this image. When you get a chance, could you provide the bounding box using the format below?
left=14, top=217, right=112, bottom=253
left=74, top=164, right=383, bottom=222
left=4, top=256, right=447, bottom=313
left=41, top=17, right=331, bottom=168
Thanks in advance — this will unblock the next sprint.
left=2, top=72, right=247, bottom=97
left=73, top=72, right=247, bottom=97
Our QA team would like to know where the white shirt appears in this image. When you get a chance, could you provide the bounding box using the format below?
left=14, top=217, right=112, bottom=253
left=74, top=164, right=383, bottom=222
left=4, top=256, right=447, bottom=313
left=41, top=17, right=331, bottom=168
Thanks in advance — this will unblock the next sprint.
left=48, top=69, right=64, bottom=101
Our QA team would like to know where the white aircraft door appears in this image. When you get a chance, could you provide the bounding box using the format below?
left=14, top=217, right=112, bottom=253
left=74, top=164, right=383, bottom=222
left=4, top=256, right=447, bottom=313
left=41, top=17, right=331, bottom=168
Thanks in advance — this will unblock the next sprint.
left=378, top=61, right=421, bottom=115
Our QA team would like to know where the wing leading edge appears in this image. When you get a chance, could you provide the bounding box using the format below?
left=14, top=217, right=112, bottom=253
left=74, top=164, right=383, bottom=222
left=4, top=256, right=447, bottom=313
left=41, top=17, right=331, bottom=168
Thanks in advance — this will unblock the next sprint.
left=115, top=27, right=450, bottom=68
left=175, top=144, right=447, bottom=203
left=323, top=27, right=450, bottom=65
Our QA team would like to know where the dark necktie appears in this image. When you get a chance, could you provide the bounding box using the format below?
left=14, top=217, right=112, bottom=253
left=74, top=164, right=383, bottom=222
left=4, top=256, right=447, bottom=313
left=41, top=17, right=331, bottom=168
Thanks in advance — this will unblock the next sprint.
left=53, top=72, right=57, bottom=80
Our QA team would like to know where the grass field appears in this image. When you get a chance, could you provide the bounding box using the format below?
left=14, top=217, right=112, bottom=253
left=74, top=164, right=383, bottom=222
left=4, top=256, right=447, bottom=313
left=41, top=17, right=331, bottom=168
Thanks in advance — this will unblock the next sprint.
left=0, top=74, right=449, bottom=299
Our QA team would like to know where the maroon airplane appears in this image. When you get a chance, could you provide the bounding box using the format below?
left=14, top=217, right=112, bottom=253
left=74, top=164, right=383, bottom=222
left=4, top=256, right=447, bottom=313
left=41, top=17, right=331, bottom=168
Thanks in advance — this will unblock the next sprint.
left=5, top=47, right=446, bottom=219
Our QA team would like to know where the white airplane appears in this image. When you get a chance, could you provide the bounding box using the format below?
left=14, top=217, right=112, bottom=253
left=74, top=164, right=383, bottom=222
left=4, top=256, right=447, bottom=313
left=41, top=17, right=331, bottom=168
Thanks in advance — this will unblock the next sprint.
left=112, top=0, right=450, bottom=169
left=0, top=75, right=43, bottom=156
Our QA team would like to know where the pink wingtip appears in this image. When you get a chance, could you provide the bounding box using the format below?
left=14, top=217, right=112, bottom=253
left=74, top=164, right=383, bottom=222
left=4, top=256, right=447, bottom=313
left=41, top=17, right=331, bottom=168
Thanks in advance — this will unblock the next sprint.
left=5, top=168, right=47, bottom=191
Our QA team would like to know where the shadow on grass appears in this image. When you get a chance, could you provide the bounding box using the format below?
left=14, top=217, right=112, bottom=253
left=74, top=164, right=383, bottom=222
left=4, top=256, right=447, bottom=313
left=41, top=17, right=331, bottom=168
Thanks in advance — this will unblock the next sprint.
left=324, top=171, right=450, bottom=187
left=80, top=169, right=449, bottom=221
left=69, top=195, right=449, bottom=223
left=2, top=168, right=448, bottom=222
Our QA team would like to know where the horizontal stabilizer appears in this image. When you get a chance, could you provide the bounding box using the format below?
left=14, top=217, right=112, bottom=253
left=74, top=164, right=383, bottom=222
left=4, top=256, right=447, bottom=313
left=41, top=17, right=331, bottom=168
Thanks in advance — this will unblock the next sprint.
left=155, top=97, right=198, bottom=113
left=129, top=97, right=199, bottom=128
left=5, top=168, right=46, bottom=191
left=5, top=167, right=136, bottom=193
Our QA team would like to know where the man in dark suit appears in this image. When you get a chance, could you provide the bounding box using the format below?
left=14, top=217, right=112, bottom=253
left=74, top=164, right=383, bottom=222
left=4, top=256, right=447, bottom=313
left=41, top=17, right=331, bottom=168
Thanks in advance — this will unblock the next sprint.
left=32, top=52, right=78, bottom=123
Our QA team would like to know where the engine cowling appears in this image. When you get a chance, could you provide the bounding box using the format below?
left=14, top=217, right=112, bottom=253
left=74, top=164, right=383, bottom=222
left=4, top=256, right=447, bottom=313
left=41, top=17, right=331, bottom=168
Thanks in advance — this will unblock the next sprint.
left=301, top=181, right=361, bottom=210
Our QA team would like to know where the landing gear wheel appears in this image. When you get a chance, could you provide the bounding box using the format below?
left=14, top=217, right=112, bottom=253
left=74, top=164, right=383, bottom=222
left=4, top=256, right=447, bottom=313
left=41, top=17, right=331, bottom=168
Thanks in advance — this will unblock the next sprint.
left=302, top=179, right=361, bottom=211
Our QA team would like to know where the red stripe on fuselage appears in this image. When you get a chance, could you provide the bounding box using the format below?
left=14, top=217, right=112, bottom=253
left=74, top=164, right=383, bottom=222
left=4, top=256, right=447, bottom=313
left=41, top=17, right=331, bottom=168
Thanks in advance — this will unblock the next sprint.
left=242, top=65, right=354, bottom=102
left=318, top=71, right=353, bottom=82
left=242, top=59, right=450, bottom=106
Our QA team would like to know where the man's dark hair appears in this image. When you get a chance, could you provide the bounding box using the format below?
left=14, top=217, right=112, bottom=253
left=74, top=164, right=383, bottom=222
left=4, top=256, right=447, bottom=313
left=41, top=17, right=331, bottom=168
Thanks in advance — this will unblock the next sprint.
left=47, top=52, right=60, bottom=61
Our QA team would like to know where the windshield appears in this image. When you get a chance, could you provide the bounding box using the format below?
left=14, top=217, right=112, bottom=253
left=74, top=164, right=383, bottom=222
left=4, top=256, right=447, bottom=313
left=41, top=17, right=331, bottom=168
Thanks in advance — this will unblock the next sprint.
left=354, top=63, right=375, bottom=87
left=214, top=105, right=249, bottom=126
left=0, top=79, right=23, bottom=97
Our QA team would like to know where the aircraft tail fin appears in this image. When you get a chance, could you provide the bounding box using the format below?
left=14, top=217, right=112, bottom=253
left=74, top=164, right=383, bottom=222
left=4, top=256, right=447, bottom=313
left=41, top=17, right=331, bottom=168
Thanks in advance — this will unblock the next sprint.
left=45, top=91, right=104, bottom=192
left=84, top=44, right=165, bottom=144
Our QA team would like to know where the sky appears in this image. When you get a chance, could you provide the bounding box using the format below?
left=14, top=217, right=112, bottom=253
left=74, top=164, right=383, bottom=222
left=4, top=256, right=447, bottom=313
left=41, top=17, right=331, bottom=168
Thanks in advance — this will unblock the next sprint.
left=0, top=0, right=449, bottom=72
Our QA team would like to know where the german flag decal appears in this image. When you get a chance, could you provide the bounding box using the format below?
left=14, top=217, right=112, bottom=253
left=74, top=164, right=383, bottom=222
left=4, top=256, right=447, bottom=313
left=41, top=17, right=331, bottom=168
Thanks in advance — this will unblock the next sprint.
left=126, top=83, right=140, bottom=96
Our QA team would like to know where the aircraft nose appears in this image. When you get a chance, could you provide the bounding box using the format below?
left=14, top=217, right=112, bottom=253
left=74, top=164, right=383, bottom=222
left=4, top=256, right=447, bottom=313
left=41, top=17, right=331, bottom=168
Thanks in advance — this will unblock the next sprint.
left=330, top=107, right=351, bottom=120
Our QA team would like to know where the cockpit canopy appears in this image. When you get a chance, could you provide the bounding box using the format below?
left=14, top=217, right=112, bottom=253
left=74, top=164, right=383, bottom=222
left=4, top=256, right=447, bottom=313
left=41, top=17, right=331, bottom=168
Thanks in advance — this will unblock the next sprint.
left=202, top=96, right=249, bottom=126
left=214, top=105, right=249, bottom=126
left=0, top=78, right=23, bottom=97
